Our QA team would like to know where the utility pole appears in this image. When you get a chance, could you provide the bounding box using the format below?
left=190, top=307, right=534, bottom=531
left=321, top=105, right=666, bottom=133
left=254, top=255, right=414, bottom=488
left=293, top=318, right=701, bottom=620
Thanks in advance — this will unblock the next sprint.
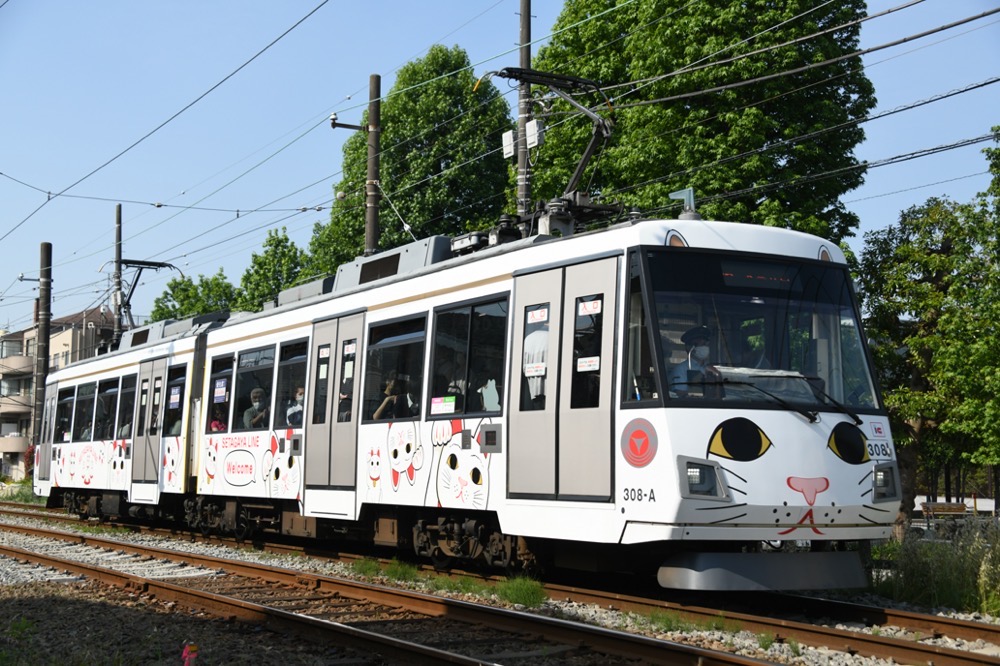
left=113, top=204, right=122, bottom=346
left=365, top=74, right=382, bottom=256
left=332, top=74, right=381, bottom=256
left=32, top=242, right=51, bottom=450
left=516, top=0, right=532, bottom=218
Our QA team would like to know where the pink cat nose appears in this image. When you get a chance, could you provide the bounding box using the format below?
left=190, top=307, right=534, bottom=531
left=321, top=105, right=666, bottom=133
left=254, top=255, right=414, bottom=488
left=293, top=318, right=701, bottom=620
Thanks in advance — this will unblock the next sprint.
left=459, top=477, right=468, bottom=488
left=787, top=476, right=829, bottom=505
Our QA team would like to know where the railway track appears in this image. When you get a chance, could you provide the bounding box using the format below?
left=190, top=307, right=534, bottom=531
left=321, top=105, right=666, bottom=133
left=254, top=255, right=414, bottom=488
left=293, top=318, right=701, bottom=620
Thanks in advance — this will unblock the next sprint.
left=0, top=523, right=763, bottom=665
left=2, top=508, right=998, bottom=664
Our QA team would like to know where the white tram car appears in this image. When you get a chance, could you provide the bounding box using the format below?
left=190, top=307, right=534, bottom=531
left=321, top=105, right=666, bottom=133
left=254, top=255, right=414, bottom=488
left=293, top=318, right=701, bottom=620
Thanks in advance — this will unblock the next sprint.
left=33, top=215, right=900, bottom=590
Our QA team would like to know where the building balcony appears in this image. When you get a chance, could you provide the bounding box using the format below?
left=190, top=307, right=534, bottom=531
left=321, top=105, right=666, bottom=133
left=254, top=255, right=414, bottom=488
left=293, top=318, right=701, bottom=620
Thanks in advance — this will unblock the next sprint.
left=0, top=394, right=32, bottom=417
left=0, top=354, right=33, bottom=376
left=0, top=436, right=29, bottom=454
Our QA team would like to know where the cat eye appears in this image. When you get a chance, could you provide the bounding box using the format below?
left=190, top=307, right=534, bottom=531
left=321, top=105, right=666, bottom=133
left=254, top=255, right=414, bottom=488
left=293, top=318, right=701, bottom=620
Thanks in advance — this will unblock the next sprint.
left=707, top=417, right=772, bottom=461
left=471, top=468, right=483, bottom=485
left=827, top=422, right=870, bottom=465
left=447, top=454, right=458, bottom=469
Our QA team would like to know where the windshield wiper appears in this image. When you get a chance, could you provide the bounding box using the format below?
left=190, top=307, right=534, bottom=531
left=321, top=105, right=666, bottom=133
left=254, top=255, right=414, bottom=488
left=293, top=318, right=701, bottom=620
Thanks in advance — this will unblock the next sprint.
left=803, top=378, right=863, bottom=425
left=720, top=379, right=819, bottom=423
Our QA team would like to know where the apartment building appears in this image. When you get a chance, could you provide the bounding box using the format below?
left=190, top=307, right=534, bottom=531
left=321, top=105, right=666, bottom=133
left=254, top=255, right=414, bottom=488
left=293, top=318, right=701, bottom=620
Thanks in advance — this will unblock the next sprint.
left=0, top=308, right=113, bottom=480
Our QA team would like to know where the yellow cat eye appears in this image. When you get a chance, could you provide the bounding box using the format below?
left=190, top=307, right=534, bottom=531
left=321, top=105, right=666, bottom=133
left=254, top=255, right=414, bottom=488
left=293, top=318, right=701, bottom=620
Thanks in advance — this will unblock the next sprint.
left=471, top=468, right=483, bottom=485
left=827, top=422, right=870, bottom=465
left=447, top=454, right=459, bottom=470
left=707, top=417, right=772, bottom=461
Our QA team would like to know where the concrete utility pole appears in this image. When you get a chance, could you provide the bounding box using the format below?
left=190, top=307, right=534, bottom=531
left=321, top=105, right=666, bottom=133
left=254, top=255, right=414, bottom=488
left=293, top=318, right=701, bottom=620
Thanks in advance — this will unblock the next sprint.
left=365, top=74, right=382, bottom=256
left=32, top=242, right=51, bottom=448
left=332, top=74, right=381, bottom=256
left=516, top=0, right=532, bottom=218
left=113, top=204, right=123, bottom=346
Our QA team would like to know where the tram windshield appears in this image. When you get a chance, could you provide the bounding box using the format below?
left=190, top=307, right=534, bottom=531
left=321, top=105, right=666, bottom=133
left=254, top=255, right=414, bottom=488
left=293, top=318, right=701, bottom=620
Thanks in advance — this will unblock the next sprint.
left=633, top=249, right=879, bottom=411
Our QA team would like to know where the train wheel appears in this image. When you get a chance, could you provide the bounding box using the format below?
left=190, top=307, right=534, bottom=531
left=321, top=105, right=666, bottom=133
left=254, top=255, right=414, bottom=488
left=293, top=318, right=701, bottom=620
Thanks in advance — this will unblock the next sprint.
left=430, top=547, right=454, bottom=570
left=233, top=505, right=253, bottom=541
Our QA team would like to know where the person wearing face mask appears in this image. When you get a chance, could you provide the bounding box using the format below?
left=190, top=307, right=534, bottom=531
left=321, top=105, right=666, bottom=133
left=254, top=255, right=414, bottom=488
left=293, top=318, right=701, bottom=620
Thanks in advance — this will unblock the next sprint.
left=243, top=387, right=270, bottom=429
left=668, top=325, right=721, bottom=397
left=286, top=386, right=305, bottom=427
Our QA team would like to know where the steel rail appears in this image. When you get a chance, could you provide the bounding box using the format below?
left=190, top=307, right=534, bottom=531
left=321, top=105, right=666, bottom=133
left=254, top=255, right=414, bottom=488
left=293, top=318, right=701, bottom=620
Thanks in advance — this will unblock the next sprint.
left=0, top=525, right=768, bottom=666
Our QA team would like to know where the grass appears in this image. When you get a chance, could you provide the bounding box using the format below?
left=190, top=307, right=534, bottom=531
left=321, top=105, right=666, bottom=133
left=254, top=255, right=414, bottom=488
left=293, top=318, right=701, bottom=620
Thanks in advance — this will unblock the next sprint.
left=494, top=576, right=547, bottom=607
left=349, top=557, right=382, bottom=579
left=872, top=517, right=1000, bottom=614
left=426, top=575, right=490, bottom=596
left=646, top=608, right=695, bottom=633
left=5, top=480, right=44, bottom=505
left=384, top=559, right=419, bottom=582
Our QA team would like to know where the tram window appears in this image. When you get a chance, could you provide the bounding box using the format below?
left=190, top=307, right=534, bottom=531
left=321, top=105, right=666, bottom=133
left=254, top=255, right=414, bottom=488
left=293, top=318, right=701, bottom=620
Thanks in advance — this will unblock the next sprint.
left=624, top=257, right=657, bottom=403
left=148, top=377, right=163, bottom=435
left=72, top=383, right=97, bottom=441
left=276, top=339, right=308, bottom=428
left=136, top=379, right=149, bottom=436
left=163, top=365, right=186, bottom=437
left=337, top=339, right=357, bottom=422
left=96, top=379, right=120, bottom=440
left=571, top=294, right=604, bottom=409
left=55, top=388, right=74, bottom=443
left=234, top=345, right=275, bottom=431
left=429, top=298, right=507, bottom=417
left=312, top=345, right=330, bottom=425
left=40, top=398, right=51, bottom=445
left=520, top=303, right=550, bottom=411
left=364, top=317, right=425, bottom=421
left=206, top=355, right=233, bottom=434
left=117, top=375, right=137, bottom=438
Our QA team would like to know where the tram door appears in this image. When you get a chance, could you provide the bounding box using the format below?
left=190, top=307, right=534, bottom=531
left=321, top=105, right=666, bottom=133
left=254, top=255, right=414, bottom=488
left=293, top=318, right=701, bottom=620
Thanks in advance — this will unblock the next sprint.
left=305, top=312, right=364, bottom=489
left=36, top=389, right=57, bottom=481
left=132, top=357, right=167, bottom=484
left=509, top=256, right=619, bottom=501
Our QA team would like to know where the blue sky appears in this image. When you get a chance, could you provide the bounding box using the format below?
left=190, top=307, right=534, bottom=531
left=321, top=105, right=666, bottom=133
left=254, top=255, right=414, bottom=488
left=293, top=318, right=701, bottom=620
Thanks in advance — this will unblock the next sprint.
left=1, top=1, right=997, bottom=332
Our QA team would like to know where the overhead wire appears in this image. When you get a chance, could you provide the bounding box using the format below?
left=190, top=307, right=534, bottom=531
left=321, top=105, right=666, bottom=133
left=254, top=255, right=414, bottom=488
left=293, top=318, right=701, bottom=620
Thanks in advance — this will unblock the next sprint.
left=7, top=2, right=994, bottom=324
left=0, top=0, right=332, bottom=247
left=609, top=76, right=1000, bottom=197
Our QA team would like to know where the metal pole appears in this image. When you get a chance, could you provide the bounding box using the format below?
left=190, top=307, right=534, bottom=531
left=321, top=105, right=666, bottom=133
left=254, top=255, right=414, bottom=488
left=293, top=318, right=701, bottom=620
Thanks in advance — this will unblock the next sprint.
left=32, top=242, right=51, bottom=449
left=113, top=204, right=122, bottom=346
left=516, top=0, right=532, bottom=218
left=365, top=74, right=382, bottom=256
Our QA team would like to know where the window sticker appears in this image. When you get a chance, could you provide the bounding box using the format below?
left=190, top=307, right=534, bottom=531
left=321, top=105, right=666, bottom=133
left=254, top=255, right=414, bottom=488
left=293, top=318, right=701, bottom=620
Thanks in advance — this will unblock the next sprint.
left=577, top=356, right=600, bottom=372
left=430, top=395, right=457, bottom=415
left=578, top=299, right=602, bottom=316
left=527, top=307, right=549, bottom=324
left=213, top=378, right=228, bottom=403
left=524, top=362, right=546, bottom=378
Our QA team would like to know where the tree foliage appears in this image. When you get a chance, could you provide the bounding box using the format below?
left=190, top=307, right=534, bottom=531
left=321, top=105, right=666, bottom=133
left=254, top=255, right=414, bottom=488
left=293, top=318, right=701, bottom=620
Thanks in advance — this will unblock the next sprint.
left=236, top=228, right=305, bottom=312
left=858, top=131, right=1000, bottom=522
left=532, top=0, right=875, bottom=242
left=306, top=44, right=513, bottom=277
left=149, top=269, right=238, bottom=322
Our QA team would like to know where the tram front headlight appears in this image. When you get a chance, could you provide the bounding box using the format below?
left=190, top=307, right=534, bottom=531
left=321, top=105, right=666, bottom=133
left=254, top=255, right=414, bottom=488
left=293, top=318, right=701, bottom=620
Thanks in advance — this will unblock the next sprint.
left=873, top=463, right=899, bottom=501
left=686, top=461, right=718, bottom=497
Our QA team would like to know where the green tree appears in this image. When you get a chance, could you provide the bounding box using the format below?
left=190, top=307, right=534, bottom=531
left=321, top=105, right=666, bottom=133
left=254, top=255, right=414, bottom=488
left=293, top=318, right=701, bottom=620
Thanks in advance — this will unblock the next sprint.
left=149, top=269, right=238, bottom=322
left=237, top=228, right=305, bottom=312
left=306, top=45, right=513, bottom=276
left=532, top=0, right=874, bottom=242
left=858, top=133, right=1000, bottom=530
left=931, top=135, right=1000, bottom=474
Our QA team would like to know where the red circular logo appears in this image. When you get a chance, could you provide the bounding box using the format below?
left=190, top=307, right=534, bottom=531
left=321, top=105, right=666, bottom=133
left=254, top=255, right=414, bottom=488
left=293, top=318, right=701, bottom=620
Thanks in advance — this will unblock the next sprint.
left=621, top=418, right=657, bottom=467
